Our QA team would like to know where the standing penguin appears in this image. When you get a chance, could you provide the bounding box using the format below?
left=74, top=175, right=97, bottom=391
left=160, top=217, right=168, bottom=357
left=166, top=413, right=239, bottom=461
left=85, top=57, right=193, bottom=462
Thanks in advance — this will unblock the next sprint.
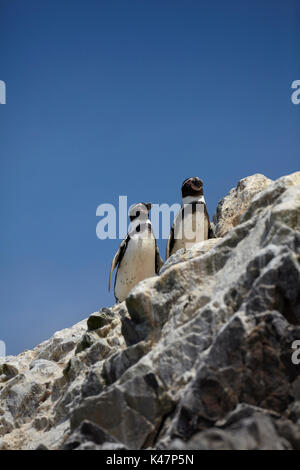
left=166, top=177, right=213, bottom=259
left=109, top=202, right=163, bottom=302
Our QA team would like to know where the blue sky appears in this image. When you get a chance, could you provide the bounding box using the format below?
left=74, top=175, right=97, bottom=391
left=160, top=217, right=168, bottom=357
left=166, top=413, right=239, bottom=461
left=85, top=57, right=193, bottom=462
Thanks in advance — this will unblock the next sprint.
left=0, top=0, right=299, bottom=355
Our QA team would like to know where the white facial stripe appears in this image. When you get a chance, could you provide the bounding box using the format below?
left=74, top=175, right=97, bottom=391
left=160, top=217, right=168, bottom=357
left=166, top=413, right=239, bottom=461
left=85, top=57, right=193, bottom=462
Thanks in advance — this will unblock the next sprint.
left=182, top=195, right=205, bottom=205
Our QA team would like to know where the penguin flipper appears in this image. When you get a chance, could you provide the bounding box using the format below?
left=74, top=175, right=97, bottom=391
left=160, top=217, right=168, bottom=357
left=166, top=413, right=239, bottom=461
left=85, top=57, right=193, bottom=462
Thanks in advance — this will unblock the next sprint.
left=167, top=206, right=184, bottom=259
left=166, top=223, right=174, bottom=260
left=155, top=241, right=163, bottom=274
left=203, top=204, right=215, bottom=239
left=208, top=224, right=215, bottom=239
left=108, top=236, right=129, bottom=292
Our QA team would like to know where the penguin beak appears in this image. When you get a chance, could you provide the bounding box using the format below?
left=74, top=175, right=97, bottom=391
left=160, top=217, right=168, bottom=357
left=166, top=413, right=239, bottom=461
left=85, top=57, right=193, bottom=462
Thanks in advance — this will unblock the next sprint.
left=145, top=203, right=152, bottom=211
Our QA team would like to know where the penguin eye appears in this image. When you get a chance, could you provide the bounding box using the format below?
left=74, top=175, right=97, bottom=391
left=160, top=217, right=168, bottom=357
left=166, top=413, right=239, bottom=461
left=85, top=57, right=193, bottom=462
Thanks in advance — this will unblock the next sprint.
left=136, top=211, right=140, bottom=217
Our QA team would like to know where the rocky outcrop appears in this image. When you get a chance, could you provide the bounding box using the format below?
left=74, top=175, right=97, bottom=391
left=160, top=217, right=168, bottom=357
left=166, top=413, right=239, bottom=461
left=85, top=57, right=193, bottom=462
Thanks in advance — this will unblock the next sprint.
left=0, top=172, right=300, bottom=450
left=212, top=173, right=273, bottom=237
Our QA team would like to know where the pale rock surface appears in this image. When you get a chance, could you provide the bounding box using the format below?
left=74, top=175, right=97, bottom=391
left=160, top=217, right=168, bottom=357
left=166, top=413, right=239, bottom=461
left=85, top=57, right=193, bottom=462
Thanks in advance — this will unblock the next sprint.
left=213, top=173, right=273, bottom=237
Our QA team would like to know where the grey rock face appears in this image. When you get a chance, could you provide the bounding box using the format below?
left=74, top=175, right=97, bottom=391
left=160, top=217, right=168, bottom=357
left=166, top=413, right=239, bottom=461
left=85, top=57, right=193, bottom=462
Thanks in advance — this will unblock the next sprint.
left=168, top=411, right=291, bottom=450
left=61, top=419, right=124, bottom=450
left=87, top=308, right=115, bottom=331
left=160, top=238, right=222, bottom=274
left=1, top=171, right=300, bottom=450
left=213, top=173, right=273, bottom=237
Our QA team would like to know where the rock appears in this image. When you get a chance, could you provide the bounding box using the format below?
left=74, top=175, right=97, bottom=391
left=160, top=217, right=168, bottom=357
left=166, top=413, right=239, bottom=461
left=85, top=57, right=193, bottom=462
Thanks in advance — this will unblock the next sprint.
left=61, top=419, right=119, bottom=450
left=167, top=412, right=291, bottom=450
left=0, top=318, right=92, bottom=448
left=0, top=171, right=300, bottom=450
left=29, top=359, right=61, bottom=377
left=215, top=403, right=281, bottom=427
left=102, top=341, right=151, bottom=386
left=87, top=308, right=115, bottom=331
left=241, top=172, right=300, bottom=225
left=213, top=174, right=273, bottom=237
left=35, top=320, right=87, bottom=363
left=121, top=315, right=145, bottom=346
left=0, top=363, right=19, bottom=381
left=160, top=238, right=222, bottom=274
left=275, top=419, right=300, bottom=450
left=162, top=310, right=300, bottom=444
left=35, top=444, right=49, bottom=450
left=52, top=302, right=127, bottom=428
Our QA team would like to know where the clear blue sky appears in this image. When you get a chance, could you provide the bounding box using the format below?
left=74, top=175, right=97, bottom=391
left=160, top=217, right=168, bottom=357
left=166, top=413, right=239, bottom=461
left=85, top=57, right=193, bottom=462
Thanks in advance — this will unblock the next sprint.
left=0, top=0, right=299, bottom=355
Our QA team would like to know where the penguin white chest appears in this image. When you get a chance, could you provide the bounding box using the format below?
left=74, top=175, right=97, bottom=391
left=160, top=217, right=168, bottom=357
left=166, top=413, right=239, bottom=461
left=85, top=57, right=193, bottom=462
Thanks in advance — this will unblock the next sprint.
left=115, top=235, right=156, bottom=302
left=172, top=207, right=209, bottom=254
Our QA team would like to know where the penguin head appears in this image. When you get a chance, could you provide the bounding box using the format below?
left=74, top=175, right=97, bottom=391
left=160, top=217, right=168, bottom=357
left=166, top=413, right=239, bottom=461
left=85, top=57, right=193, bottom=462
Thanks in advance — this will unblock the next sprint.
left=129, top=202, right=152, bottom=221
left=181, top=177, right=203, bottom=198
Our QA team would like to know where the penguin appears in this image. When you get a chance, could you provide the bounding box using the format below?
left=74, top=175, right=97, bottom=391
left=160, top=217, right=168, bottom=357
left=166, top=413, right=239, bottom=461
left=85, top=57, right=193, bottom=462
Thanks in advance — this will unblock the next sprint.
left=109, top=202, right=163, bottom=302
left=166, top=177, right=214, bottom=259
